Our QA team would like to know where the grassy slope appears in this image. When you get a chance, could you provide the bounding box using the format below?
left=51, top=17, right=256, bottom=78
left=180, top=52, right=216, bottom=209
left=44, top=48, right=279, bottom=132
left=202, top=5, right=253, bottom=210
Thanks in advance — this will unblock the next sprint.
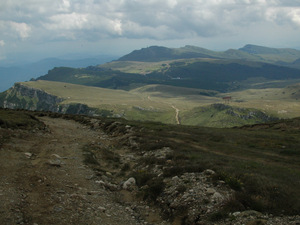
left=18, top=80, right=300, bottom=127
left=36, top=55, right=300, bottom=94
left=1, top=108, right=300, bottom=215
left=20, top=81, right=184, bottom=124
left=99, top=115, right=300, bottom=215
left=224, top=86, right=300, bottom=118
left=98, top=58, right=300, bottom=93
left=25, top=80, right=224, bottom=109
left=239, top=44, right=300, bottom=63
left=99, top=58, right=267, bottom=74
left=117, top=45, right=300, bottom=64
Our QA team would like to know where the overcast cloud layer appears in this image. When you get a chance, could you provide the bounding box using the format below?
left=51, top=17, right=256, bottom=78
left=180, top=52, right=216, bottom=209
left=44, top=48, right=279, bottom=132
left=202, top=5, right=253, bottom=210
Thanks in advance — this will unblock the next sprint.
left=1, top=0, right=300, bottom=62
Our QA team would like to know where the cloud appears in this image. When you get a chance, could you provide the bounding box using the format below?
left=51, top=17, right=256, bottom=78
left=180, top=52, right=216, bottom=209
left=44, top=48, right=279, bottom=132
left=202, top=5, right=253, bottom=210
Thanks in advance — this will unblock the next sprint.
left=266, top=7, right=300, bottom=27
left=10, top=22, right=32, bottom=39
left=0, top=40, right=5, bottom=47
left=0, top=0, right=299, bottom=45
left=0, top=20, right=31, bottom=40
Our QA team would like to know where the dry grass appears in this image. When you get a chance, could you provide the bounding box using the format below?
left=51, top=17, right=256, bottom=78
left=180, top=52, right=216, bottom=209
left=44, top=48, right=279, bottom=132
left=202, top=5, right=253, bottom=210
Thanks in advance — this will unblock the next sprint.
left=20, top=80, right=300, bottom=125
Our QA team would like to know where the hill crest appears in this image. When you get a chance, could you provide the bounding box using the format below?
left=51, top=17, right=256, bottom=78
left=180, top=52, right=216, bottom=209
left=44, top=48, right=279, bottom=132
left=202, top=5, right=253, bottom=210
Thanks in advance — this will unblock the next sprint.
left=117, top=44, right=300, bottom=63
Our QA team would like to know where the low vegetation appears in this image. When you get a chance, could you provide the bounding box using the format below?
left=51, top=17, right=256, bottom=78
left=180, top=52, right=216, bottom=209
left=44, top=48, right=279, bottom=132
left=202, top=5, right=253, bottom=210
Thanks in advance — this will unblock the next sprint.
left=3, top=80, right=300, bottom=127
left=0, top=108, right=45, bottom=129
left=1, top=108, right=300, bottom=218
left=98, top=115, right=300, bottom=215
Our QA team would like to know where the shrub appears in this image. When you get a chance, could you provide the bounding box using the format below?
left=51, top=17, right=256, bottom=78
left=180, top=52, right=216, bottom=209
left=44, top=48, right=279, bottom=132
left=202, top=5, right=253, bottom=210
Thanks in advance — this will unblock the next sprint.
left=143, top=178, right=165, bottom=201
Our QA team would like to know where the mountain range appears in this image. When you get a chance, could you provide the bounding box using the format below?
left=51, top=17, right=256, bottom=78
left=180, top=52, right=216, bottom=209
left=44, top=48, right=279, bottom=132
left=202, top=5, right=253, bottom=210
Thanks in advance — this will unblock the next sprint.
left=32, top=44, right=300, bottom=92
left=1, top=44, right=300, bottom=127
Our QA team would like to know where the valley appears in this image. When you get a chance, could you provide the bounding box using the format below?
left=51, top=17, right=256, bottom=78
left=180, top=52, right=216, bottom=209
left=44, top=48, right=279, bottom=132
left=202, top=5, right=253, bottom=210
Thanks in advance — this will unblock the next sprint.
left=1, top=44, right=300, bottom=128
left=1, top=79, right=300, bottom=127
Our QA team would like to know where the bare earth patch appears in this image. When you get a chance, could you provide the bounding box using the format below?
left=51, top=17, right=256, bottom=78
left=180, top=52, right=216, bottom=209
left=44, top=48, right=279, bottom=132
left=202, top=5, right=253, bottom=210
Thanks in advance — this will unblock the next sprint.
left=0, top=117, right=163, bottom=225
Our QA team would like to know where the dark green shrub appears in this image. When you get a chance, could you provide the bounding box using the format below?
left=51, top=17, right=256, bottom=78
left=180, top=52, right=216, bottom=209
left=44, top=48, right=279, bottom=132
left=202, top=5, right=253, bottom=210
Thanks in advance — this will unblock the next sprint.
left=143, top=178, right=165, bottom=201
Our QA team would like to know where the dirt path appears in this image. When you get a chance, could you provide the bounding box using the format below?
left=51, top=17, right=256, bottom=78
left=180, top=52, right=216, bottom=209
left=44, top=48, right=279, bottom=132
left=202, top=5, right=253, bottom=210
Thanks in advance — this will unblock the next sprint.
left=0, top=117, right=153, bottom=225
left=171, top=105, right=180, bottom=125
left=148, top=95, right=181, bottom=125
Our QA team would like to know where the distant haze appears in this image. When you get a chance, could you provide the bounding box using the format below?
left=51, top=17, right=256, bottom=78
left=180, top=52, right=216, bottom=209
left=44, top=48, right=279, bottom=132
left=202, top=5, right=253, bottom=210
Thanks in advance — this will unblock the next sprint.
left=0, top=55, right=117, bottom=92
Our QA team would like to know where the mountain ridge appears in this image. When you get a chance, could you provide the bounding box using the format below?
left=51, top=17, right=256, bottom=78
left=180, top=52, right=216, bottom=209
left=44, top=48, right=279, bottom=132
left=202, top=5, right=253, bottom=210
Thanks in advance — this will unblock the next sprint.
left=117, top=44, right=300, bottom=64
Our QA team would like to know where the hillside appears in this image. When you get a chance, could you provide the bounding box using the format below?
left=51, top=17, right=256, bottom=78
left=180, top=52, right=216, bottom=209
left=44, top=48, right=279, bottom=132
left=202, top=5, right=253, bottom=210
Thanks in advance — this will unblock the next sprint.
left=239, top=44, right=300, bottom=63
left=0, top=108, right=300, bottom=224
left=36, top=59, right=300, bottom=92
left=290, top=57, right=300, bottom=69
left=23, top=45, right=300, bottom=94
left=119, top=44, right=300, bottom=64
left=118, top=45, right=219, bottom=62
left=2, top=80, right=300, bottom=127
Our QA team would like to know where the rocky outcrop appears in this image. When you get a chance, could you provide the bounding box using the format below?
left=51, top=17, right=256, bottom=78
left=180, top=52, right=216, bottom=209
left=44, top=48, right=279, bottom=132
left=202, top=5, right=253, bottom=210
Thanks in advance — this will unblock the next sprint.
left=0, top=83, right=63, bottom=111
left=0, top=83, right=98, bottom=116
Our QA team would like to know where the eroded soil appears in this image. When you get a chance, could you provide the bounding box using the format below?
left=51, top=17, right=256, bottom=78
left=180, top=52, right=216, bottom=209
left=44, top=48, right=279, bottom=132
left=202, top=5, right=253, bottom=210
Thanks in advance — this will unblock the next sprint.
left=0, top=117, right=163, bottom=225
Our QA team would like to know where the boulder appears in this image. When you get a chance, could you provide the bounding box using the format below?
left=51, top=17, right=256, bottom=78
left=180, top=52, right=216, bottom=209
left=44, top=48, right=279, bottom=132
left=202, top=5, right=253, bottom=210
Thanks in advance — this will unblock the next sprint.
left=123, top=177, right=136, bottom=190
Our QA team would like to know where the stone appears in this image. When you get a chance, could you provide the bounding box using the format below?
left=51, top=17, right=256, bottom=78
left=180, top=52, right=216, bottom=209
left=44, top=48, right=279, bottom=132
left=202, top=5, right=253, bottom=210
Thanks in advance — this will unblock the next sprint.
left=211, top=192, right=224, bottom=203
left=206, top=188, right=216, bottom=195
left=204, top=169, right=215, bottom=175
left=98, top=206, right=106, bottom=212
left=232, top=211, right=241, bottom=217
left=104, top=182, right=119, bottom=191
left=171, top=176, right=180, bottom=182
left=48, top=159, right=61, bottom=167
left=24, top=152, right=33, bottom=158
left=51, top=154, right=62, bottom=159
left=123, top=177, right=136, bottom=190
left=95, top=180, right=105, bottom=185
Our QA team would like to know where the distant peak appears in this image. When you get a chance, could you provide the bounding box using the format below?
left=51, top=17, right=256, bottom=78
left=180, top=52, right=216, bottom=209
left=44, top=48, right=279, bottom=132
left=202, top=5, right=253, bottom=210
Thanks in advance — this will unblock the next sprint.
left=239, top=44, right=278, bottom=54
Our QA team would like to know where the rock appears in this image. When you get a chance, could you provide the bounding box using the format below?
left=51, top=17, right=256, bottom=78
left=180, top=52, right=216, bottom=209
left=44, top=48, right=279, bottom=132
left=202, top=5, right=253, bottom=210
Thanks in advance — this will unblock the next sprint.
left=105, top=182, right=119, bottom=191
left=172, top=176, right=180, bottom=182
left=51, top=154, right=67, bottom=159
left=204, top=169, right=215, bottom=175
left=52, top=154, right=62, bottom=158
left=206, top=188, right=216, bottom=195
left=98, top=206, right=106, bottom=212
left=24, top=152, right=33, bottom=159
left=123, top=177, right=136, bottom=190
left=211, top=192, right=224, bottom=203
left=95, top=180, right=105, bottom=185
left=48, top=159, right=61, bottom=167
left=232, top=211, right=241, bottom=217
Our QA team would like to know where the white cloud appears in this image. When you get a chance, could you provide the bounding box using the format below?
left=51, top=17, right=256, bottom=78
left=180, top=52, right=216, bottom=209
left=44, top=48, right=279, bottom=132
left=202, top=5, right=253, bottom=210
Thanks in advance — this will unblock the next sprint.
left=10, top=22, right=31, bottom=39
left=266, top=7, right=300, bottom=27
left=46, top=13, right=88, bottom=30
left=0, top=40, right=5, bottom=46
left=289, top=9, right=300, bottom=26
left=0, top=0, right=300, bottom=58
left=1, top=0, right=300, bottom=41
left=0, top=20, right=31, bottom=40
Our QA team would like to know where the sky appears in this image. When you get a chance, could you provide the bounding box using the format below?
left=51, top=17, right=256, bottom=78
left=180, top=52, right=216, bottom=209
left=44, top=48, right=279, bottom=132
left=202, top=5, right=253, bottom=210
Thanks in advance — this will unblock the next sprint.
left=1, top=0, right=300, bottom=64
